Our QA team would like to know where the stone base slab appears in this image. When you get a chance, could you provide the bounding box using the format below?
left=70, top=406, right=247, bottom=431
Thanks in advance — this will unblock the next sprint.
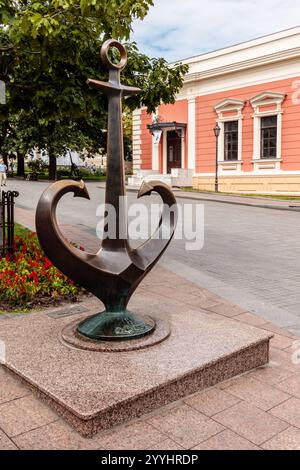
left=0, top=295, right=272, bottom=437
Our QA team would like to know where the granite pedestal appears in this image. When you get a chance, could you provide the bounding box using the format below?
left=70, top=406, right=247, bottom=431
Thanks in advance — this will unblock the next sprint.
left=0, top=294, right=272, bottom=437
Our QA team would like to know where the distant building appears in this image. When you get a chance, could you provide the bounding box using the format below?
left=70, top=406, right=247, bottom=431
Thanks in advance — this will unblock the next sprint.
left=131, top=27, right=300, bottom=193
left=33, top=150, right=107, bottom=170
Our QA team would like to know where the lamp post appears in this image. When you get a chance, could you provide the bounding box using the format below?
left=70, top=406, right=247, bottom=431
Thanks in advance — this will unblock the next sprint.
left=213, top=123, right=221, bottom=193
left=0, top=80, right=5, bottom=104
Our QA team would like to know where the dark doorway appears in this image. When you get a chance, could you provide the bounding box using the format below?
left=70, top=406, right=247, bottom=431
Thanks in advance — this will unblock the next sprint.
left=167, top=130, right=182, bottom=174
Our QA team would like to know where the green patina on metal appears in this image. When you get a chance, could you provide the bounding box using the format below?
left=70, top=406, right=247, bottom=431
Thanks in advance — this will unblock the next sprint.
left=77, top=310, right=156, bottom=341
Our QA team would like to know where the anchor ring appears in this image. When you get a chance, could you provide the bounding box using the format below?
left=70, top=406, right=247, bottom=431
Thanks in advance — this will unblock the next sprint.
left=100, top=39, right=127, bottom=71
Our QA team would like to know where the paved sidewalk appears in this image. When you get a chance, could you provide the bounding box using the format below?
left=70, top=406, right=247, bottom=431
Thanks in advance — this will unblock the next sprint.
left=2, top=214, right=300, bottom=449
left=0, top=265, right=300, bottom=450
left=128, top=186, right=300, bottom=212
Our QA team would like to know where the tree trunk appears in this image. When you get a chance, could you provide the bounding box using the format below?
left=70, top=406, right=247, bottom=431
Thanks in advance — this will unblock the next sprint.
left=48, top=152, right=57, bottom=180
left=17, top=152, right=25, bottom=177
left=3, top=155, right=8, bottom=167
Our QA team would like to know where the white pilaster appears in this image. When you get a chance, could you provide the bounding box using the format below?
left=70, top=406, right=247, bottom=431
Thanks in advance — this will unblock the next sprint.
left=152, top=136, right=159, bottom=171
left=162, top=131, right=167, bottom=174
left=132, top=109, right=142, bottom=174
left=181, top=131, right=185, bottom=169
left=188, top=97, right=196, bottom=171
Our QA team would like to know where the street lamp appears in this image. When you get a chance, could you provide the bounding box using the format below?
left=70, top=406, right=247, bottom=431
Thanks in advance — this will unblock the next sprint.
left=213, top=123, right=221, bottom=193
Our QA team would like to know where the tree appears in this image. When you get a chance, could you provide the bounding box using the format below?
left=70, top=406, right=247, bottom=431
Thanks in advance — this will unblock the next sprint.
left=0, top=1, right=188, bottom=179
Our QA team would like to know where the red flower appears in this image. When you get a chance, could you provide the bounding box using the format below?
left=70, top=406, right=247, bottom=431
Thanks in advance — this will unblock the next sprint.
left=29, top=271, right=39, bottom=284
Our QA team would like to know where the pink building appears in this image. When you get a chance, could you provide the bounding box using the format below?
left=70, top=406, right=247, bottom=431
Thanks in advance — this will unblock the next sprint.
left=131, top=27, right=300, bottom=193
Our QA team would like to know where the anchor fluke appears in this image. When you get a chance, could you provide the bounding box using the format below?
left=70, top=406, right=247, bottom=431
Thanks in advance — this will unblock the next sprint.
left=137, top=181, right=154, bottom=198
left=73, top=180, right=90, bottom=200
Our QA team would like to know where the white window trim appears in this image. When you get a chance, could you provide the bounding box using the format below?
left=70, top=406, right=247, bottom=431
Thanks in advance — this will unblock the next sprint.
left=250, top=92, right=286, bottom=171
left=214, top=99, right=245, bottom=173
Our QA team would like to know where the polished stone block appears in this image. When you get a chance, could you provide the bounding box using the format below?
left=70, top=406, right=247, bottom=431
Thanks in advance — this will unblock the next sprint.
left=0, top=294, right=272, bottom=437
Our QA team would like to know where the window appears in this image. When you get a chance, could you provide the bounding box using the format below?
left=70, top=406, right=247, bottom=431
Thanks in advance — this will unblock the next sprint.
left=224, top=121, right=238, bottom=161
left=260, top=116, right=277, bottom=159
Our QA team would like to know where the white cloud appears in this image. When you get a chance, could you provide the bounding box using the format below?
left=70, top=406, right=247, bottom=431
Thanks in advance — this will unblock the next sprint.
left=132, top=0, right=300, bottom=62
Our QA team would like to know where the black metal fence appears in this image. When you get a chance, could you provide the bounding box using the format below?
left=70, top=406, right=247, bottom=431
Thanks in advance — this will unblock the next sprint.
left=0, top=190, right=19, bottom=257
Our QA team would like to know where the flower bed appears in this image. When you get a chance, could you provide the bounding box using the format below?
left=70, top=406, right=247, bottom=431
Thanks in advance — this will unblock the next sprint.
left=0, top=231, right=83, bottom=311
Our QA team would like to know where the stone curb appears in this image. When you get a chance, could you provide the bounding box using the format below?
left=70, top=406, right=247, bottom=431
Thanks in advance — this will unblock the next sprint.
left=126, top=186, right=300, bottom=212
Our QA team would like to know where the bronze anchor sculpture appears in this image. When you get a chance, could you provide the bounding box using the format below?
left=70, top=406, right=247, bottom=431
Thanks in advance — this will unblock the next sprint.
left=35, top=39, right=177, bottom=342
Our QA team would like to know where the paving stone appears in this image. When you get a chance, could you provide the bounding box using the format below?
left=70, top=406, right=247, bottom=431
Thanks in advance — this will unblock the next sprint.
left=224, top=376, right=290, bottom=411
left=269, top=348, right=300, bottom=372
left=0, top=429, right=18, bottom=450
left=261, top=323, right=297, bottom=338
left=270, top=397, right=300, bottom=427
left=275, top=374, right=300, bottom=398
left=0, top=395, right=58, bottom=437
left=0, top=314, right=11, bottom=320
left=193, top=429, right=260, bottom=450
left=262, top=427, right=300, bottom=450
left=13, top=420, right=99, bottom=450
left=184, top=388, right=240, bottom=417
left=271, top=334, right=295, bottom=350
left=214, top=401, right=289, bottom=445
left=235, top=312, right=267, bottom=326
left=147, top=404, right=224, bottom=449
left=286, top=325, right=300, bottom=337
left=148, top=438, right=184, bottom=450
left=248, top=364, right=295, bottom=385
left=205, top=302, right=247, bottom=318
left=95, top=421, right=165, bottom=450
left=47, top=305, right=88, bottom=319
left=0, top=367, right=29, bottom=405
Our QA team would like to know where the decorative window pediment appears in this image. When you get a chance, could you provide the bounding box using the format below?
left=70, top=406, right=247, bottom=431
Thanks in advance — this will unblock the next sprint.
left=214, top=99, right=245, bottom=113
left=250, top=92, right=286, bottom=108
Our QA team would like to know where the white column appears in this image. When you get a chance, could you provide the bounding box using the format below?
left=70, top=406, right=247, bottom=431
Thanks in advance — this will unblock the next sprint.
left=188, top=97, right=196, bottom=171
left=132, top=108, right=142, bottom=174
left=217, top=121, right=224, bottom=162
left=277, top=110, right=283, bottom=160
left=181, top=131, right=185, bottom=169
left=162, top=131, right=167, bottom=174
left=152, top=136, right=159, bottom=171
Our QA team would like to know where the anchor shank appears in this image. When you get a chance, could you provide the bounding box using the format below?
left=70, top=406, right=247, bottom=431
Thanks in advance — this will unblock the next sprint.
left=102, top=89, right=127, bottom=250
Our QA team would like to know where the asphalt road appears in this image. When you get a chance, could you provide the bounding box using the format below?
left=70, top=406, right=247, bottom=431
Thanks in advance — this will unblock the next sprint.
left=9, top=179, right=300, bottom=335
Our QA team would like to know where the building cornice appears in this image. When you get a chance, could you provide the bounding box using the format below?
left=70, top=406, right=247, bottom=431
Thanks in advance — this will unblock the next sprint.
left=184, top=46, right=300, bottom=83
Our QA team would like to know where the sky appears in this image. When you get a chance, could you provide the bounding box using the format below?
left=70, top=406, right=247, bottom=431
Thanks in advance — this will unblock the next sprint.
left=132, top=0, right=300, bottom=62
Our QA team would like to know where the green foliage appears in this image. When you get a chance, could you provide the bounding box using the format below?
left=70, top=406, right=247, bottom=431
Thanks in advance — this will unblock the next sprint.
left=0, top=1, right=188, bottom=173
left=27, top=156, right=47, bottom=174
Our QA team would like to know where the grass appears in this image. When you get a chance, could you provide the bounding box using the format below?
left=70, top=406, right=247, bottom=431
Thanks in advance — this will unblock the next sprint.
left=14, top=223, right=32, bottom=238
left=181, top=187, right=300, bottom=201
